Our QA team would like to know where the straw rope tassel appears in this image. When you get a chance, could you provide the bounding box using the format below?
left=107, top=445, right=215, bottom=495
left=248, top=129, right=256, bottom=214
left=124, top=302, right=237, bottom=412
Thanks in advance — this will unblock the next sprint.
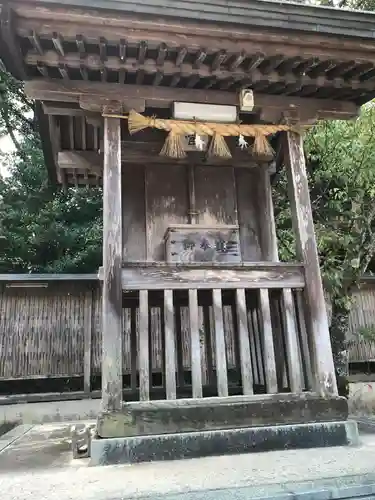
left=252, top=133, right=275, bottom=157
left=159, top=131, right=187, bottom=159
left=127, top=109, right=297, bottom=157
left=208, top=133, right=232, bottom=159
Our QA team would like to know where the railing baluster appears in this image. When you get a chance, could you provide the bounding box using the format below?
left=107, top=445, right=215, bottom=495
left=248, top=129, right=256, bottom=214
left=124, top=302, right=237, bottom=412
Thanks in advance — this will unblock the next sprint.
left=235, top=288, right=253, bottom=395
left=189, top=289, right=203, bottom=398
left=130, top=306, right=137, bottom=391
left=282, top=289, right=303, bottom=393
left=164, top=290, right=176, bottom=399
left=139, top=289, right=150, bottom=401
left=295, top=290, right=313, bottom=390
left=259, top=289, right=278, bottom=394
left=212, top=289, right=228, bottom=397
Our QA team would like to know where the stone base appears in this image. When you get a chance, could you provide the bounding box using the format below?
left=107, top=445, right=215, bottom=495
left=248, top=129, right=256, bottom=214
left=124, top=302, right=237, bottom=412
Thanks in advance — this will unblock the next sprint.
left=90, top=419, right=359, bottom=466
left=97, top=393, right=348, bottom=438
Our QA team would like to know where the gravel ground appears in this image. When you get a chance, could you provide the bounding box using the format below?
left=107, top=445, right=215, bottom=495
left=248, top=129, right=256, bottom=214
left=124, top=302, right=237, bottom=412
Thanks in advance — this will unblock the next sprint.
left=0, top=423, right=375, bottom=500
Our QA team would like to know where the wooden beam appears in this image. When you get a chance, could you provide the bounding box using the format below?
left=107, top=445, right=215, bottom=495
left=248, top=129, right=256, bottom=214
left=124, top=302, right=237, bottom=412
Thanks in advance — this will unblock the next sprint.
left=52, top=32, right=65, bottom=56
left=28, top=30, right=43, bottom=55
left=24, top=51, right=371, bottom=96
left=101, top=116, right=123, bottom=412
left=284, top=130, right=338, bottom=397
left=24, top=80, right=359, bottom=121
left=57, top=145, right=267, bottom=170
left=97, top=263, right=306, bottom=290
left=58, top=151, right=102, bottom=176
left=42, top=101, right=100, bottom=118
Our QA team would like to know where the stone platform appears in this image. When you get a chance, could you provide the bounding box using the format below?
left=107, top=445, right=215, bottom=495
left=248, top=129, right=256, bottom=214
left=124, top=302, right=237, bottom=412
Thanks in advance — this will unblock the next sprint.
left=0, top=421, right=374, bottom=500
left=96, top=393, right=348, bottom=438
left=91, top=419, right=359, bottom=465
left=92, top=393, right=356, bottom=466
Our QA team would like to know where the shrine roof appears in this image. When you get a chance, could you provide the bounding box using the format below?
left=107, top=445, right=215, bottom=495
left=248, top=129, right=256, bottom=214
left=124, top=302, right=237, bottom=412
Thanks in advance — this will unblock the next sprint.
left=2, top=0, right=375, bottom=185
left=3, top=0, right=375, bottom=40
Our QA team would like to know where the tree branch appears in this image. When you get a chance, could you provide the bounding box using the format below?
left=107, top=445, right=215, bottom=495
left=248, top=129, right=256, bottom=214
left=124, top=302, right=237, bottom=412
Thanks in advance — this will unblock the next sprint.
left=0, top=105, right=21, bottom=151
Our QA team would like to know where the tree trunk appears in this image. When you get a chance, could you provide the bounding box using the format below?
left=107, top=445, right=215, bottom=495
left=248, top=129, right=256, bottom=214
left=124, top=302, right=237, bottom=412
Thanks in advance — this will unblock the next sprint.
left=329, top=294, right=351, bottom=398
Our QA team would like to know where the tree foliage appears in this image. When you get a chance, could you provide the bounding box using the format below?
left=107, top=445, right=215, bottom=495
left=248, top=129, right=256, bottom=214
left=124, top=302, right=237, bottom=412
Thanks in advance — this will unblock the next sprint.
left=274, top=105, right=375, bottom=389
left=0, top=70, right=102, bottom=273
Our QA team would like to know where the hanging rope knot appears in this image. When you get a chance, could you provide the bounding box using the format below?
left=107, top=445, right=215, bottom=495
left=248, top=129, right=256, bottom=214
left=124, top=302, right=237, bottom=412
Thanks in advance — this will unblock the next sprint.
left=127, top=109, right=299, bottom=158
left=149, top=115, right=157, bottom=128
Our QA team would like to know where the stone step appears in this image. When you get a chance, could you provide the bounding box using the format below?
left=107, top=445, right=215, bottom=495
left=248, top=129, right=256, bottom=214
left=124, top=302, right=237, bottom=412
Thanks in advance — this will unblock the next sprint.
left=97, top=393, right=348, bottom=438
left=90, top=419, right=359, bottom=466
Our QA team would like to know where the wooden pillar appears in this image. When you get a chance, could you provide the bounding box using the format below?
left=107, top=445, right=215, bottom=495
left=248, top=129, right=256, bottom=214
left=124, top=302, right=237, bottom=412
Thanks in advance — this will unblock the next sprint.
left=284, top=130, right=338, bottom=397
left=257, top=165, right=278, bottom=262
left=257, top=163, right=303, bottom=392
left=102, top=116, right=123, bottom=411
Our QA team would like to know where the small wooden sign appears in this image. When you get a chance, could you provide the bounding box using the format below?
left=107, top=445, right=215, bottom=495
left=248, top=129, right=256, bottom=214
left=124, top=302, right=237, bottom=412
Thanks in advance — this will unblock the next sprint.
left=180, top=134, right=209, bottom=152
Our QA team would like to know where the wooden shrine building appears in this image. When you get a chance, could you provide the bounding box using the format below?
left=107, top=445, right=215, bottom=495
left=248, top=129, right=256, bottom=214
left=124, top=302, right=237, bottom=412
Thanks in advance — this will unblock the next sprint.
left=1, top=0, right=375, bottom=463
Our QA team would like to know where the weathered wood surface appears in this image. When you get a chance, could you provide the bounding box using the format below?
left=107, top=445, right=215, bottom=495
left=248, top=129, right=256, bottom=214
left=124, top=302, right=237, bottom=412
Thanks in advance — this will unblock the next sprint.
left=165, top=225, right=241, bottom=264
left=256, top=167, right=279, bottom=262
left=120, top=164, right=264, bottom=264
left=102, top=116, right=123, bottom=411
left=122, top=164, right=147, bottom=262
left=13, top=0, right=375, bottom=51
left=58, top=151, right=102, bottom=176
left=194, top=166, right=237, bottom=226
left=83, top=288, right=93, bottom=394
left=0, top=284, right=90, bottom=380
left=282, top=288, right=303, bottom=393
left=97, top=263, right=305, bottom=290
left=235, top=168, right=262, bottom=261
left=212, top=289, right=229, bottom=397
left=24, top=50, right=374, bottom=98
left=259, top=289, right=278, bottom=393
left=188, top=165, right=197, bottom=225
left=164, top=290, right=177, bottom=399
left=0, top=277, right=373, bottom=385
left=285, top=130, right=338, bottom=397
left=235, top=288, right=253, bottom=395
left=295, top=290, right=313, bottom=390
left=27, top=51, right=365, bottom=92
left=139, top=290, right=150, bottom=401
left=24, top=81, right=358, bottom=122
left=145, top=165, right=189, bottom=261
left=189, top=289, right=203, bottom=398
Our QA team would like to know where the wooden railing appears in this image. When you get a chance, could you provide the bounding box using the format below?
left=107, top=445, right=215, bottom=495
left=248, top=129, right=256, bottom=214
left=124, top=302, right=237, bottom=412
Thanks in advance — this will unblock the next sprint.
left=99, top=263, right=313, bottom=401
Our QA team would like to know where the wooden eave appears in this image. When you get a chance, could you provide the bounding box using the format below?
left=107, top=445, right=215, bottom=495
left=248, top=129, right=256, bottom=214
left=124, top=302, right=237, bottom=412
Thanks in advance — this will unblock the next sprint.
left=1, top=0, right=375, bottom=104
left=2, top=0, right=375, bottom=185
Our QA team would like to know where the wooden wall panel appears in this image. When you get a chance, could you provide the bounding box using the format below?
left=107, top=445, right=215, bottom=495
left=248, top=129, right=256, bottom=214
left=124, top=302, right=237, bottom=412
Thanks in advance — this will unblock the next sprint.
left=122, top=164, right=147, bottom=262
left=235, top=167, right=262, bottom=261
left=91, top=284, right=102, bottom=375
left=3, top=277, right=375, bottom=385
left=194, top=166, right=237, bottom=226
left=121, top=164, right=262, bottom=264
left=0, top=284, right=87, bottom=379
left=146, top=165, right=189, bottom=261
